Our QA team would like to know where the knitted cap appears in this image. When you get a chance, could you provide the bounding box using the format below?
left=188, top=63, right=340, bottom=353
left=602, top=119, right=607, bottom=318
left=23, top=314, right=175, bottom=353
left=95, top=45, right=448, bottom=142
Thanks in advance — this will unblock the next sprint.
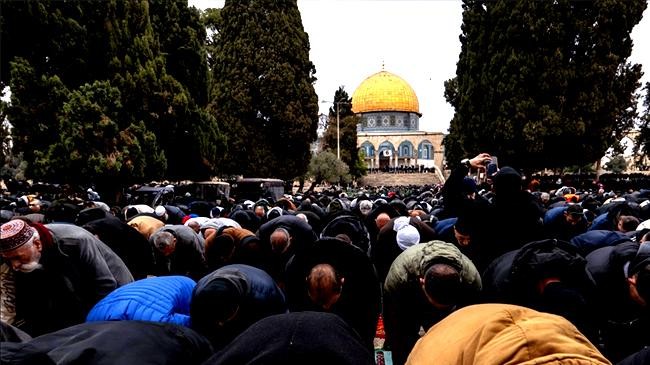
left=0, top=220, right=36, bottom=253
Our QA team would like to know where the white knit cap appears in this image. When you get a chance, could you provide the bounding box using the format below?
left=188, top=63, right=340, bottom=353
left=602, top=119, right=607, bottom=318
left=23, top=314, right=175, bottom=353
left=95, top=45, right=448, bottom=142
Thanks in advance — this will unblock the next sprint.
left=396, top=225, right=420, bottom=251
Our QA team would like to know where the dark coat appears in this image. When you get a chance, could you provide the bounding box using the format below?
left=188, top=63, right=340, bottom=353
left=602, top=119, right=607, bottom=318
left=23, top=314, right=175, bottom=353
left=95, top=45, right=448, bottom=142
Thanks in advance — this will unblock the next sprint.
left=14, top=224, right=133, bottom=336
left=320, top=214, right=371, bottom=255
left=284, top=237, right=381, bottom=350
left=0, top=322, right=31, bottom=343
left=229, top=209, right=261, bottom=233
left=191, top=264, right=287, bottom=349
left=83, top=216, right=155, bottom=279
left=481, top=239, right=596, bottom=338
left=205, top=227, right=266, bottom=272
left=0, top=321, right=213, bottom=365
left=570, top=230, right=629, bottom=256
left=486, top=167, right=545, bottom=256
left=203, top=312, right=374, bottom=365
left=151, top=225, right=207, bottom=281
left=544, top=206, right=589, bottom=242
left=257, top=215, right=317, bottom=283
left=585, top=241, right=649, bottom=362
left=257, top=215, right=317, bottom=251
left=618, top=347, right=650, bottom=365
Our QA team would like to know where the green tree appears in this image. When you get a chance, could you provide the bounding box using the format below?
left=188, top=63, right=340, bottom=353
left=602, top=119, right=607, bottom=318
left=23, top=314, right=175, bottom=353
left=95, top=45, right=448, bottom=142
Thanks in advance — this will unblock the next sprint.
left=604, top=155, right=628, bottom=173
left=33, top=81, right=164, bottom=187
left=634, top=82, right=649, bottom=169
left=209, top=0, right=319, bottom=180
left=444, top=0, right=646, bottom=170
left=308, top=150, right=351, bottom=188
left=322, top=86, right=365, bottom=179
left=1, top=0, right=224, bottom=182
left=149, top=0, right=209, bottom=105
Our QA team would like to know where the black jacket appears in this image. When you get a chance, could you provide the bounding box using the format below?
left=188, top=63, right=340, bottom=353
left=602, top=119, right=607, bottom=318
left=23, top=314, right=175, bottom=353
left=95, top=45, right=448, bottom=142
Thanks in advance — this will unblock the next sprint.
left=14, top=224, right=133, bottom=336
left=83, top=216, right=155, bottom=279
left=482, top=239, right=596, bottom=338
left=203, top=312, right=374, bottom=365
left=585, top=241, right=650, bottom=362
left=0, top=321, right=212, bottom=365
left=284, top=238, right=381, bottom=350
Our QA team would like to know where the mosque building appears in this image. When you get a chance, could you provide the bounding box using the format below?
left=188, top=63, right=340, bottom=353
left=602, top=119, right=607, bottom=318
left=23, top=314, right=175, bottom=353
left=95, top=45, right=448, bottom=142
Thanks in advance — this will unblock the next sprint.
left=352, top=69, right=445, bottom=174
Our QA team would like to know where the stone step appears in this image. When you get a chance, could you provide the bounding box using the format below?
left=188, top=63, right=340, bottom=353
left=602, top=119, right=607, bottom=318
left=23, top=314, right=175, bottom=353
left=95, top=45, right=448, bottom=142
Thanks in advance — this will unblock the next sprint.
left=359, top=172, right=443, bottom=187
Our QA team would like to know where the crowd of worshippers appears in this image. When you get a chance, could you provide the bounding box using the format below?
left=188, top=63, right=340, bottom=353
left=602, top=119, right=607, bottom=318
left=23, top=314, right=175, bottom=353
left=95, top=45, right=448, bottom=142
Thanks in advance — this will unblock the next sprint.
left=0, top=153, right=649, bottom=365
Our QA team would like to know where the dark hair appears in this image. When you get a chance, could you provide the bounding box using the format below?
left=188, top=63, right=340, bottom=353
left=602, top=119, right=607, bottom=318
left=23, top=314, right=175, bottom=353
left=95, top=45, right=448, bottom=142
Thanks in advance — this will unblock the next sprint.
left=190, top=278, right=240, bottom=333
left=619, top=215, right=640, bottom=232
left=205, top=234, right=235, bottom=269
left=423, top=263, right=462, bottom=305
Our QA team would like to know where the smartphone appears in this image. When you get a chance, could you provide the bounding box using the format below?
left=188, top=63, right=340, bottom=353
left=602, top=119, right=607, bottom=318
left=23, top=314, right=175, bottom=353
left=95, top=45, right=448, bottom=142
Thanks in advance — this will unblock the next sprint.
left=486, top=156, right=499, bottom=177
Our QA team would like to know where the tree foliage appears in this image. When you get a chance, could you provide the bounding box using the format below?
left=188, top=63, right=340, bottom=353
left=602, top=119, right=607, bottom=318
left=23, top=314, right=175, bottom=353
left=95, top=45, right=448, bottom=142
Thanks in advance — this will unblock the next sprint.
left=0, top=0, right=224, bottom=184
left=634, top=82, right=650, bottom=168
left=444, top=0, right=647, bottom=170
left=208, top=0, right=319, bottom=180
left=322, top=86, right=365, bottom=178
left=308, top=150, right=351, bottom=185
left=604, top=155, right=628, bottom=173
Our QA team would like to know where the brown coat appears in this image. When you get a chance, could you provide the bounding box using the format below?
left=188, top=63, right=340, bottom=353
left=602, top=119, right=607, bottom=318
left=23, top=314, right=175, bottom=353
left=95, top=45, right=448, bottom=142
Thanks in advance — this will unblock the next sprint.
left=407, top=304, right=610, bottom=365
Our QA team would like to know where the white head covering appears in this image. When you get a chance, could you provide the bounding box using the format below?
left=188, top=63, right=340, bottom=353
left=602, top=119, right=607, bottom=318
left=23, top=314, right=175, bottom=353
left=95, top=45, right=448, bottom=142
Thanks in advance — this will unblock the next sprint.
left=396, top=225, right=420, bottom=251
left=154, top=205, right=167, bottom=217
left=393, top=216, right=411, bottom=232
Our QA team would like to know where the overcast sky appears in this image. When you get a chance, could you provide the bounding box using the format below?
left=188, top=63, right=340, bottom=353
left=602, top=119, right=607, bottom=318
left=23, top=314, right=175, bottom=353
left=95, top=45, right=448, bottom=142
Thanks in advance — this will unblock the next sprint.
left=189, top=0, right=650, bottom=133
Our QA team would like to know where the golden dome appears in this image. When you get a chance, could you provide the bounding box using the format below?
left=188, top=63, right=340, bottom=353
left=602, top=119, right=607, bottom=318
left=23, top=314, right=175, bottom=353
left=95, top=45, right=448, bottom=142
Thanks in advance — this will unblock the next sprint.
left=351, top=70, right=420, bottom=116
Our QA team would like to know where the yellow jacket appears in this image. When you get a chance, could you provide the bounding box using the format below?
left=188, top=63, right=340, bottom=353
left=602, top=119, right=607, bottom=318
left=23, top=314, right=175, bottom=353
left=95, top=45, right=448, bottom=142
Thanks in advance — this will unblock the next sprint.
left=407, top=304, right=610, bottom=365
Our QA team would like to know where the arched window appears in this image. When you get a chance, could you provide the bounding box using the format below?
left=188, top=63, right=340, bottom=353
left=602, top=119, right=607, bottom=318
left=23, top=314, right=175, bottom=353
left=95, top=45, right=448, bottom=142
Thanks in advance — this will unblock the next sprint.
left=398, top=141, right=414, bottom=157
left=360, top=141, right=375, bottom=157
left=418, top=140, right=433, bottom=160
left=378, top=141, right=395, bottom=157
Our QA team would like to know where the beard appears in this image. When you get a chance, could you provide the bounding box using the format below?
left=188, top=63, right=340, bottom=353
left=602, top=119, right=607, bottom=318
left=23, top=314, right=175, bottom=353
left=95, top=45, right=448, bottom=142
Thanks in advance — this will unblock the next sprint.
left=17, top=251, right=42, bottom=273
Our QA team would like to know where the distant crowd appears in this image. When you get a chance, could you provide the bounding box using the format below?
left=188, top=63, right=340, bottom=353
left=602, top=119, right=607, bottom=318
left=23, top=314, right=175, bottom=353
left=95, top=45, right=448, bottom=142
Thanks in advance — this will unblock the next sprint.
left=0, top=154, right=649, bottom=365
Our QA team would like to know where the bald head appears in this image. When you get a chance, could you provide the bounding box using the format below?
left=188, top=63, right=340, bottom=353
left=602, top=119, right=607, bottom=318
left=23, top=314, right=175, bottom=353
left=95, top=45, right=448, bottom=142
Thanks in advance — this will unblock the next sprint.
left=270, top=228, right=291, bottom=254
left=376, top=213, right=391, bottom=229
left=306, top=263, right=344, bottom=311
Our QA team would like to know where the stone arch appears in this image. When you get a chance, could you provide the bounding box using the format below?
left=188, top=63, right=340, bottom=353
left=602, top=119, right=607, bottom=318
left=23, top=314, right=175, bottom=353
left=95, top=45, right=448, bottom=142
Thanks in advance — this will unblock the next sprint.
left=378, top=141, right=396, bottom=156
left=418, top=140, right=434, bottom=160
left=398, top=140, right=415, bottom=158
left=360, top=141, right=375, bottom=157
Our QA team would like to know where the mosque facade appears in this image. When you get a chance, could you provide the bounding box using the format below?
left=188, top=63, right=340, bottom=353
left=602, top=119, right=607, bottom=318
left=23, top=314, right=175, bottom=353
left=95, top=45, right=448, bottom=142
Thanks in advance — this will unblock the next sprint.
left=351, top=70, right=445, bottom=173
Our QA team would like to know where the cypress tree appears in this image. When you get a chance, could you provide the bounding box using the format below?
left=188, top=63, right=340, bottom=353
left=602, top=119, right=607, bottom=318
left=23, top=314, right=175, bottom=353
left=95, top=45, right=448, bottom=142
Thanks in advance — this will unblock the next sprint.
left=444, top=0, right=646, bottom=170
left=209, top=0, right=318, bottom=180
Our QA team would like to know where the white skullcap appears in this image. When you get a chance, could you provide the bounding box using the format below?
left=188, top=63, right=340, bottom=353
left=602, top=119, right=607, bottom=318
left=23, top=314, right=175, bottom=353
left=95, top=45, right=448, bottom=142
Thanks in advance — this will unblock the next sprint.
left=396, top=225, right=420, bottom=251
left=637, top=219, right=650, bottom=231
left=393, top=216, right=411, bottom=232
left=154, top=205, right=166, bottom=217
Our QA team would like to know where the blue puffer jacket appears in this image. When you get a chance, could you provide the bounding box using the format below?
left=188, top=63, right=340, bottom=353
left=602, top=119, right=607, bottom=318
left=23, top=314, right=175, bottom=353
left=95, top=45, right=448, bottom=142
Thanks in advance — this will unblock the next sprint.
left=570, top=230, right=629, bottom=256
left=86, top=276, right=195, bottom=326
